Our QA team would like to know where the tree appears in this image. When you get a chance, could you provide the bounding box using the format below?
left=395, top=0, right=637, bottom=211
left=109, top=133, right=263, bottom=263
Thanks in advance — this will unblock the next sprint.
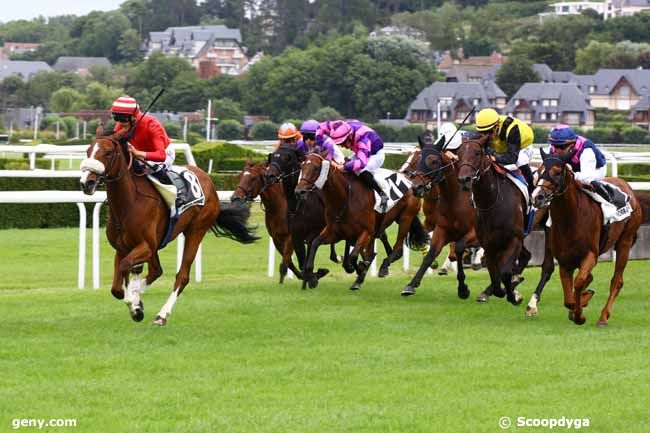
left=22, top=71, right=84, bottom=109
left=496, top=56, right=540, bottom=98
left=127, top=51, right=195, bottom=99
left=72, top=11, right=133, bottom=61
left=83, top=82, right=124, bottom=110
left=213, top=98, right=245, bottom=121
left=0, top=76, right=26, bottom=110
left=118, top=29, right=143, bottom=63
left=49, top=88, right=86, bottom=113
left=158, top=72, right=207, bottom=112
left=574, top=41, right=614, bottom=74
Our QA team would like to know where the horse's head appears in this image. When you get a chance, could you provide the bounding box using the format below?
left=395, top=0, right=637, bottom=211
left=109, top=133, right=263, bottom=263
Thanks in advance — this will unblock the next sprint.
left=79, top=127, right=131, bottom=195
left=265, top=145, right=301, bottom=185
left=295, top=153, right=327, bottom=202
left=232, top=159, right=266, bottom=204
left=532, top=148, right=577, bottom=208
left=457, top=136, right=489, bottom=191
left=411, top=132, right=452, bottom=197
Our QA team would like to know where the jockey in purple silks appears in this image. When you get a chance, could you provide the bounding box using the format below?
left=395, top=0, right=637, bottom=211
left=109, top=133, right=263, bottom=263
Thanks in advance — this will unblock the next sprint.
left=298, top=119, right=345, bottom=163
left=330, top=120, right=389, bottom=211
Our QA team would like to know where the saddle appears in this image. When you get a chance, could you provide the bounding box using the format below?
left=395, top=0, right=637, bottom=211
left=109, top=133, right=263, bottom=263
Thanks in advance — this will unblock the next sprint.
left=372, top=169, right=412, bottom=214
left=581, top=181, right=632, bottom=225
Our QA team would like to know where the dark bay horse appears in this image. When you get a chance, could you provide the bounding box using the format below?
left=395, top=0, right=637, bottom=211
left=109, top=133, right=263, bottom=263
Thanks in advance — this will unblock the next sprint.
left=532, top=149, right=642, bottom=326
left=80, top=127, right=258, bottom=326
left=456, top=137, right=529, bottom=306
left=295, top=153, right=429, bottom=290
left=401, top=133, right=480, bottom=299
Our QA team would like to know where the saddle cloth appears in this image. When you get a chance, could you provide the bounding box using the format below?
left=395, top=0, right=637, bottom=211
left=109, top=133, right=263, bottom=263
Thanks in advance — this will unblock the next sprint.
left=372, top=168, right=412, bottom=214
left=583, top=182, right=632, bottom=224
left=148, top=165, right=206, bottom=218
left=505, top=170, right=531, bottom=213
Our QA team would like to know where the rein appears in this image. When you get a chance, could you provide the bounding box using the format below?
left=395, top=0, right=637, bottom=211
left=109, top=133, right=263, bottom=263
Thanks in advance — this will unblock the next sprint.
left=99, top=136, right=133, bottom=184
left=458, top=143, right=501, bottom=212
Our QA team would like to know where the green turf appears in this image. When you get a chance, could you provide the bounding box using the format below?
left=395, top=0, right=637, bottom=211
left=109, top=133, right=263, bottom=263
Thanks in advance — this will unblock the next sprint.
left=0, top=214, right=649, bottom=433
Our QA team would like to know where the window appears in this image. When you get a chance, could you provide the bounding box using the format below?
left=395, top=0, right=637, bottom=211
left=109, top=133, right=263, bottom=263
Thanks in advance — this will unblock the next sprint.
left=540, top=113, right=547, bottom=121
left=550, top=113, right=557, bottom=120
left=550, top=99, right=558, bottom=106
left=532, top=100, right=538, bottom=106
left=514, top=99, right=520, bottom=105
left=473, top=98, right=480, bottom=106
left=442, top=111, right=448, bottom=120
left=589, top=85, right=596, bottom=93
left=542, top=99, right=549, bottom=107
left=618, top=85, right=630, bottom=97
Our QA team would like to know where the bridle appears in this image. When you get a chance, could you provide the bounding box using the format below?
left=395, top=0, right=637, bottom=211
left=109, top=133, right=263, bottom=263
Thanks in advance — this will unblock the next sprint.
left=266, top=149, right=302, bottom=186
left=297, top=154, right=325, bottom=194
left=535, top=157, right=571, bottom=205
left=234, top=168, right=268, bottom=202
left=458, top=140, right=501, bottom=212
left=90, top=136, right=133, bottom=185
left=415, top=147, right=456, bottom=191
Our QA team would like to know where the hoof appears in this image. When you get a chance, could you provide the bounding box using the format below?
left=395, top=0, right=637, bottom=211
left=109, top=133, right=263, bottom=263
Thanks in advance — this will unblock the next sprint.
left=401, top=285, right=416, bottom=296
left=129, top=301, right=144, bottom=322
left=111, top=288, right=125, bottom=300
left=476, top=291, right=489, bottom=303
left=350, top=282, right=361, bottom=291
left=492, top=286, right=506, bottom=298
left=457, top=285, right=470, bottom=300
left=596, top=320, right=608, bottom=327
left=301, top=280, right=308, bottom=290
left=471, top=263, right=482, bottom=271
left=573, top=314, right=586, bottom=325
left=316, top=268, right=330, bottom=279
left=525, top=306, right=538, bottom=317
left=511, top=274, right=525, bottom=289
left=153, top=315, right=167, bottom=326
left=507, top=290, right=523, bottom=306
left=568, top=311, right=574, bottom=321
left=343, top=264, right=355, bottom=274
left=437, top=268, right=448, bottom=276
left=378, top=267, right=389, bottom=278
left=279, top=275, right=285, bottom=284
left=430, top=260, right=439, bottom=270
left=308, top=276, right=319, bottom=289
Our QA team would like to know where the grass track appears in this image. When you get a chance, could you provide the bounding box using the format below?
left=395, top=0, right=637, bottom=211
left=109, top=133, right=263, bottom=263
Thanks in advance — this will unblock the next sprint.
left=0, top=213, right=649, bottom=433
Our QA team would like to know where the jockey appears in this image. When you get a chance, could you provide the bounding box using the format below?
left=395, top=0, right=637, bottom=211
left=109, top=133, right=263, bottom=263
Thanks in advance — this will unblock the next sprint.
left=330, top=120, right=389, bottom=211
left=112, top=95, right=173, bottom=183
left=436, top=122, right=474, bottom=158
left=548, top=124, right=609, bottom=199
left=475, top=108, right=535, bottom=192
left=299, top=119, right=345, bottom=163
left=276, top=122, right=302, bottom=150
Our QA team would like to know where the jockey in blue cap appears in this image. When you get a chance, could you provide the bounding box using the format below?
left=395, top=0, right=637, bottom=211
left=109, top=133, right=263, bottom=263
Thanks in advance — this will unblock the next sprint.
left=548, top=124, right=609, bottom=199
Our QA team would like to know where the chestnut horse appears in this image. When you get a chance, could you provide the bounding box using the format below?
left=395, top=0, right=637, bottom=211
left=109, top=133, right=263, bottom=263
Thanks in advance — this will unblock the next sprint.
left=80, top=127, right=258, bottom=326
left=401, top=132, right=480, bottom=299
left=295, top=153, right=429, bottom=290
left=532, top=149, right=642, bottom=326
left=231, top=160, right=335, bottom=283
left=456, top=137, right=529, bottom=306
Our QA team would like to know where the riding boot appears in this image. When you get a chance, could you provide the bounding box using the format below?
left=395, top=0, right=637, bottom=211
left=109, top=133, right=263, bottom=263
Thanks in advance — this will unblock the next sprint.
left=151, top=167, right=173, bottom=185
left=520, top=164, right=534, bottom=194
left=590, top=180, right=611, bottom=203
left=359, top=170, right=388, bottom=212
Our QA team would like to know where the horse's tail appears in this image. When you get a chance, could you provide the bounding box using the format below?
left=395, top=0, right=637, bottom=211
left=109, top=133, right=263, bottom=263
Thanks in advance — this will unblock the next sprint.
left=634, top=192, right=650, bottom=224
left=405, top=215, right=430, bottom=251
left=211, top=203, right=260, bottom=244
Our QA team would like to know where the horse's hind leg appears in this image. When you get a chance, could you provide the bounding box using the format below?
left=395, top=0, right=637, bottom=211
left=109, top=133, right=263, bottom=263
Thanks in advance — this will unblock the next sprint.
left=154, top=230, right=205, bottom=326
left=111, top=252, right=126, bottom=300
left=351, top=238, right=376, bottom=291
left=526, top=227, right=555, bottom=317
left=499, top=239, right=524, bottom=306
left=454, top=239, right=470, bottom=299
left=597, top=238, right=633, bottom=326
left=401, top=228, right=447, bottom=296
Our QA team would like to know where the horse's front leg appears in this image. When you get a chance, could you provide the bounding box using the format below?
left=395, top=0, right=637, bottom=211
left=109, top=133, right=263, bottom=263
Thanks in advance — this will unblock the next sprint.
left=305, top=226, right=335, bottom=289
left=454, top=238, right=470, bottom=299
left=499, top=237, right=523, bottom=306
left=119, top=242, right=154, bottom=322
left=111, top=252, right=126, bottom=300
left=401, top=227, right=447, bottom=296
left=351, top=231, right=374, bottom=291
left=597, top=236, right=634, bottom=326
left=526, top=227, right=555, bottom=317
left=571, top=252, right=597, bottom=325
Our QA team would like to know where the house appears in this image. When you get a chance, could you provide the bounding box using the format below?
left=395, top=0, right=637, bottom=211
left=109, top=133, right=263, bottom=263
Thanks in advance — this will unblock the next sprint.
left=604, top=0, right=650, bottom=19
left=437, top=50, right=507, bottom=74
left=538, top=1, right=608, bottom=22
left=505, top=83, right=595, bottom=129
left=445, top=65, right=500, bottom=83
left=631, top=95, right=650, bottom=127
left=0, top=60, right=51, bottom=81
left=147, top=25, right=249, bottom=77
left=532, top=64, right=576, bottom=83
left=0, top=42, right=40, bottom=60
left=369, top=26, right=429, bottom=44
left=52, top=57, right=112, bottom=76
left=581, top=69, right=650, bottom=110
left=405, top=81, right=507, bottom=126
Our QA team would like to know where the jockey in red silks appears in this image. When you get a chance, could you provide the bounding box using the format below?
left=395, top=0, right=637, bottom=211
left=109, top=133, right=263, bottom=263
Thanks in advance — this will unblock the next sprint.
left=111, top=95, right=174, bottom=183
left=329, top=120, right=389, bottom=211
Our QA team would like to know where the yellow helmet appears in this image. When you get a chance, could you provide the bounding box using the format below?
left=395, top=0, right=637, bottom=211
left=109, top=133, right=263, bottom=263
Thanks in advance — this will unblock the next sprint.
left=475, top=108, right=500, bottom=132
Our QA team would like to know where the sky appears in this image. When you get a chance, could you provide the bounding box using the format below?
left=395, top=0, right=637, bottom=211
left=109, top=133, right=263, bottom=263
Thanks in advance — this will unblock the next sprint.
left=1, top=0, right=125, bottom=23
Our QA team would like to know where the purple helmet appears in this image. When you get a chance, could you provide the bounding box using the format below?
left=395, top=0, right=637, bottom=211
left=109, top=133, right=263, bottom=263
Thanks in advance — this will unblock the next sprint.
left=300, top=119, right=320, bottom=134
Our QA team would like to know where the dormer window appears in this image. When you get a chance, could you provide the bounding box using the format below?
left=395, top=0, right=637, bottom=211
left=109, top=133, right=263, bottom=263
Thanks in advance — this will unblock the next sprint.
left=531, top=100, right=538, bottom=106
left=550, top=99, right=558, bottom=106
left=589, top=85, right=596, bottom=93
left=542, top=99, right=549, bottom=107
left=514, top=99, right=520, bottom=105
left=472, top=98, right=480, bottom=106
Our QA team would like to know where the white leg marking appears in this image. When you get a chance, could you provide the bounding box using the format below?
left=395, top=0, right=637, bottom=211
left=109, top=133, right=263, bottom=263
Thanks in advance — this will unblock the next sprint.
left=526, top=294, right=539, bottom=316
left=157, top=288, right=180, bottom=319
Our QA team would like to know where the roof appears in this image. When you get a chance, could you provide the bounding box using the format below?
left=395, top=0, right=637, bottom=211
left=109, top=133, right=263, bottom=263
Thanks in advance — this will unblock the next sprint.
left=0, top=60, right=51, bottom=81
left=445, top=64, right=500, bottom=82
left=52, top=57, right=112, bottom=71
left=588, top=69, right=650, bottom=96
left=533, top=63, right=575, bottom=83
left=406, top=81, right=506, bottom=119
left=149, top=25, right=242, bottom=44
left=632, top=94, right=650, bottom=111
left=505, top=83, right=593, bottom=116
left=611, top=0, right=650, bottom=7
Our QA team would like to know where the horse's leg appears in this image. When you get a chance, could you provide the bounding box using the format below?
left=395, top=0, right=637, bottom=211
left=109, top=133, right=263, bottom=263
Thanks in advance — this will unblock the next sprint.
left=118, top=242, right=154, bottom=322
left=597, top=237, right=634, bottom=326
left=454, top=239, right=470, bottom=299
left=499, top=238, right=524, bottom=306
left=342, top=241, right=354, bottom=274
left=379, top=217, right=409, bottom=278
left=526, top=227, right=555, bottom=317
left=329, top=243, right=340, bottom=264
left=472, top=247, right=484, bottom=271
left=351, top=234, right=376, bottom=291
left=559, top=266, right=576, bottom=321
left=349, top=231, right=372, bottom=290
left=305, top=227, right=334, bottom=289
left=512, top=246, right=531, bottom=288
left=571, top=252, right=597, bottom=325
left=153, top=230, right=205, bottom=326
left=377, top=231, right=394, bottom=277
left=379, top=231, right=393, bottom=257
left=476, top=254, right=504, bottom=302
left=273, top=236, right=289, bottom=284
left=283, top=237, right=304, bottom=281
left=401, top=228, right=448, bottom=296
left=111, top=252, right=126, bottom=300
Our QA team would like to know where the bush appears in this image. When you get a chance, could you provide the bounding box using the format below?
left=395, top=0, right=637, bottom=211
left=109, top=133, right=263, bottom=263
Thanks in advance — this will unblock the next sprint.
left=531, top=126, right=550, bottom=143
left=395, top=124, right=425, bottom=142
left=311, top=107, right=342, bottom=121
left=621, top=125, right=648, bottom=144
left=369, top=123, right=398, bottom=142
left=217, top=120, right=244, bottom=140
left=163, top=121, right=182, bottom=139
left=187, top=132, right=203, bottom=145
left=250, top=121, right=279, bottom=140
left=190, top=141, right=263, bottom=171
left=588, top=127, right=618, bottom=143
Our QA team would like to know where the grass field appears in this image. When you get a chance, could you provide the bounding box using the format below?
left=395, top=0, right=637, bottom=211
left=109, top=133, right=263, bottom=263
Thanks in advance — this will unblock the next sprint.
left=1, top=210, right=649, bottom=433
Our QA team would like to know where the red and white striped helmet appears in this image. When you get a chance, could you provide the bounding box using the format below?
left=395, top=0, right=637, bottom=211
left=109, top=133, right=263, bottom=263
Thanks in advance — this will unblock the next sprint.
left=111, top=95, right=138, bottom=114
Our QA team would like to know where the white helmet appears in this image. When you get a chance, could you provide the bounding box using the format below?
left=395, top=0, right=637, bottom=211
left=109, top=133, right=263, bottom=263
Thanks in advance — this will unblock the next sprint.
left=437, top=122, right=462, bottom=150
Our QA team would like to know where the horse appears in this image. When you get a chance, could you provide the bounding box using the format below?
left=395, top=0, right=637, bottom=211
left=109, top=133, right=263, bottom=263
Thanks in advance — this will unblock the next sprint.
left=295, top=153, right=429, bottom=290
left=79, top=126, right=258, bottom=326
left=231, top=159, right=334, bottom=283
left=532, top=149, right=643, bottom=325
left=401, top=132, right=480, bottom=299
left=456, top=136, right=530, bottom=306
left=265, top=145, right=395, bottom=280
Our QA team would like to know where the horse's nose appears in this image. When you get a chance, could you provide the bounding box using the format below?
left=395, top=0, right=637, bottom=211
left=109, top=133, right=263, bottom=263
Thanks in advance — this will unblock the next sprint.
left=413, top=185, right=425, bottom=198
left=459, top=176, right=472, bottom=190
left=533, top=191, right=545, bottom=207
left=81, top=179, right=96, bottom=195
left=295, top=189, right=308, bottom=201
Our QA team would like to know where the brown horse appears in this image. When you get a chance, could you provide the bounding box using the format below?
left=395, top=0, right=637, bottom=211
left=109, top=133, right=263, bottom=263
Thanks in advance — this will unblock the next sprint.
left=295, top=153, right=429, bottom=290
left=401, top=132, right=480, bottom=299
left=456, top=137, right=529, bottom=306
left=80, top=126, right=258, bottom=326
left=532, top=149, right=642, bottom=325
left=231, top=159, right=334, bottom=283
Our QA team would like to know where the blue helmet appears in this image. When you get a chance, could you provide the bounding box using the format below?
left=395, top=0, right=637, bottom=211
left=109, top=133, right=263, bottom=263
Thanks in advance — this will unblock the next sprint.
left=548, top=124, right=578, bottom=147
